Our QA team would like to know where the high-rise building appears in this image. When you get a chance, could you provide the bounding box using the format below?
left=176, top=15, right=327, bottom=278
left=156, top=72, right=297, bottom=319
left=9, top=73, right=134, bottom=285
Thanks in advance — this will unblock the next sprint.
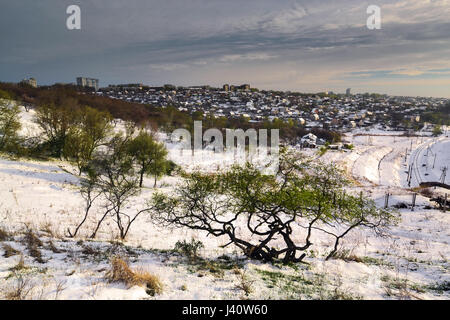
left=77, top=77, right=99, bottom=91
left=239, top=84, right=251, bottom=91
left=346, top=88, right=351, bottom=96
left=21, top=77, right=37, bottom=88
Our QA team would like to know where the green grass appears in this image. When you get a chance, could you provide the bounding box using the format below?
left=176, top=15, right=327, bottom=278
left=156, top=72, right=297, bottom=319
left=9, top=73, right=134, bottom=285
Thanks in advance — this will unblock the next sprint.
left=255, top=268, right=361, bottom=300
left=426, top=281, right=450, bottom=294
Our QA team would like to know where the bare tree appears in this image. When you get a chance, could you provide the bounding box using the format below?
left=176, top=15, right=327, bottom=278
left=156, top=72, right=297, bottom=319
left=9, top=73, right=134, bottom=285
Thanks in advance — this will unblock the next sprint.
left=70, top=133, right=152, bottom=239
left=67, top=173, right=101, bottom=238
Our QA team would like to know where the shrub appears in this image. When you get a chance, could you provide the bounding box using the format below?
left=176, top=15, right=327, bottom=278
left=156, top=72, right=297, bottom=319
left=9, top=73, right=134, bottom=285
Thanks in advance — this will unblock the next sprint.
left=317, top=146, right=328, bottom=156
left=165, top=160, right=178, bottom=176
left=426, top=281, right=450, bottom=294
left=432, top=125, right=442, bottom=137
left=393, top=202, right=408, bottom=209
left=343, top=144, right=354, bottom=150
left=174, top=238, right=204, bottom=261
left=0, top=100, right=21, bottom=152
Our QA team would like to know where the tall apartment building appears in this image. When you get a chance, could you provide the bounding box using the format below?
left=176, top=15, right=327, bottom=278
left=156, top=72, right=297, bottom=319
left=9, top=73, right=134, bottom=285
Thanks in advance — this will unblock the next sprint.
left=346, top=88, right=351, bottom=96
left=77, top=77, right=99, bottom=91
left=226, top=84, right=250, bottom=91
left=239, top=84, right=251, bottom=91
left=21, top=77, right=37, bottom=88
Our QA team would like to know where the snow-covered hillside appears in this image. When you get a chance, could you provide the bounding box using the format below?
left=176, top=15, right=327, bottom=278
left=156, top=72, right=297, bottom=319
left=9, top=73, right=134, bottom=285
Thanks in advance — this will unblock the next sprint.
left=0, top=107, right=448, bottom=300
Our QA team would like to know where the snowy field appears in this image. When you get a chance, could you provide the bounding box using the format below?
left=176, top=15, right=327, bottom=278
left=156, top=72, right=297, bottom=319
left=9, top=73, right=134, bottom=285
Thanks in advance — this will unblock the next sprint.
left=0, top=107, right=448, bottom=300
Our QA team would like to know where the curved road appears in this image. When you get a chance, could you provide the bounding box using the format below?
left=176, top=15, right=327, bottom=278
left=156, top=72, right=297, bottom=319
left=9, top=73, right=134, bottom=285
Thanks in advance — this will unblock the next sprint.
left=408, top=136, right=447, bottom=187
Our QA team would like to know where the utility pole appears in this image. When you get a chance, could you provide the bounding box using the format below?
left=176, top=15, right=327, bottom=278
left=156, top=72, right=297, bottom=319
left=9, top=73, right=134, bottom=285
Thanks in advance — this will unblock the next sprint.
left=384, top=192, right=390, bottom=209
left=440, top=167, right=448, bottom=184
left=411, top=193, right=417, bottom=211
left=444, top=194, right=448, bottom=212
left=407, top=165, right=413, bottom=187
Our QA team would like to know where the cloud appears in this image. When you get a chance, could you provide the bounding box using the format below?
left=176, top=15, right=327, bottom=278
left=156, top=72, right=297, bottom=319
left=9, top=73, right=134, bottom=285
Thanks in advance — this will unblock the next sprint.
left=341, top=67, right=450, bottom=81
left=1, top=0, right=450, bottom=97
left=218, top=53, right=278, bottom=63
left=389, top=69, right=425, bottom=76
left=148, top=63, right=190, bottom=71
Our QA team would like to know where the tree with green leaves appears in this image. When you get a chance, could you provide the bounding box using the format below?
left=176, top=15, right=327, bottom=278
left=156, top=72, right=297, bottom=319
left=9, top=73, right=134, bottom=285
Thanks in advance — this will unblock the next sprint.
left=128, top=130, right=168, bottom=187
left=150, top=152, right=398, bottom=263
left=63, top=106, right=113, bottom=174
left=34, top=98, right=80, bottom=157
left=432, top=125, right=443, bottom=137
left=63, top=128, right=94, bottom=175
left=0, top=89, right=12, bottom=100
left=70, top=132, right=148, bottom=240
left=0, top=96, right=22, bottom=152
left=77, top=106, right=113, bottom=159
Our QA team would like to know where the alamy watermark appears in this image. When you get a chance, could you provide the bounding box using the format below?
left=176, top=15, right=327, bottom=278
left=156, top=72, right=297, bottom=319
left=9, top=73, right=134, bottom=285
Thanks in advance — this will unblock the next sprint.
left=171, top=121, right=280, bottom=173
left=67, top=5, right=381, bottom=31
left=367, top=5, right=381, bottom=30
left=66, top=5, right=81, bottom=30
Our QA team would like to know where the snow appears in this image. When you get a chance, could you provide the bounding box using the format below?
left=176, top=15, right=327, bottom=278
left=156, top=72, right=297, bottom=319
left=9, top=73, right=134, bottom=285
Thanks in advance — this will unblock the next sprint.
left=408, top=137, right=450, bottom=187
left=0, top=106, right=448, bottom=300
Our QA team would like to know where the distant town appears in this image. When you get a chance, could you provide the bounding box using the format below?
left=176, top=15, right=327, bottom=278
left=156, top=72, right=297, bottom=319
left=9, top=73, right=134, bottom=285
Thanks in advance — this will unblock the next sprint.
left=18, top=76, right=450, bottom=134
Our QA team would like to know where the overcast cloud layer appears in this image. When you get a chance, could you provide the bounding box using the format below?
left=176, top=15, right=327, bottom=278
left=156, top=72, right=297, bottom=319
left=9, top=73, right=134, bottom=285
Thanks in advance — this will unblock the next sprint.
left=1, top=0, right=449, bottom=97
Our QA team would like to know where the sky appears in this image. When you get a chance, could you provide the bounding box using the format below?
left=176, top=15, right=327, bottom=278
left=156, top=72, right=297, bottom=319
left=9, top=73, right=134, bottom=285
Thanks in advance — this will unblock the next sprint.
left=1, top=0, right=450, bottom=98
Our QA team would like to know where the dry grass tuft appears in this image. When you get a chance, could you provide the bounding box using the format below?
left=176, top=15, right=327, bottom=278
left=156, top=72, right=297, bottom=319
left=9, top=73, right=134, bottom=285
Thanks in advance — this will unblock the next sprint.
left=2, top=243, right=21, bottom=258
left=0, top=227, right=10, bottom=241
left=24, top=229, right=43, bottom=247
left=40, top=222, right=57, bottom=238
left=419, top=188, right=434, bottom=198
left=106, top=256, right=135, bottom=284
left=10, top=255, right=28, bottom=272
left=235, top=269, right=254, bottom=297
left=23, top=229, right=44, bottom=263
left=106, top=256, right=163, bottom=296
left=82, top=244, right=100, bottom=256
left=46, top=240, right=62, bottom=254
left=4, top=276, right=33, bottom=300
left=329, top=249, right=363, bottom=263
left=135, top=268, right=164, bottom=296
left=28, top=246, right=44, bottom=263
